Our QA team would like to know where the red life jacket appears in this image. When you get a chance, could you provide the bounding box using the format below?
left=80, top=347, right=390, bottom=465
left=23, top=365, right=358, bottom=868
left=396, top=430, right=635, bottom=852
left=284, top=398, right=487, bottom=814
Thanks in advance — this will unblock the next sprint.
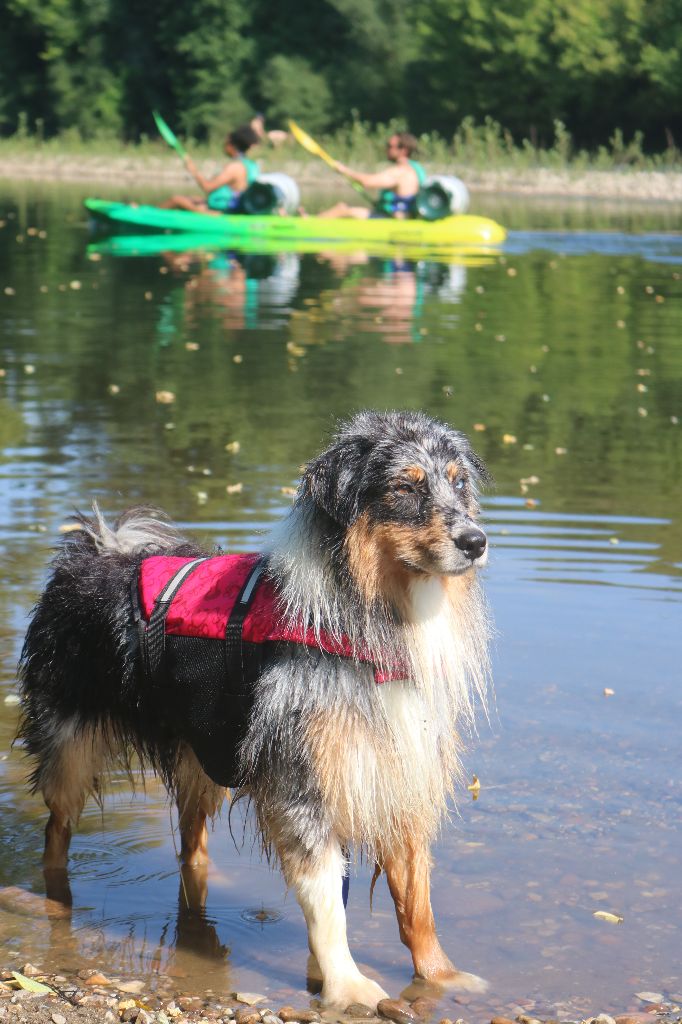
left=138, top=553, right=402, bottom=683
left=135, top=554, right=404, bottom=787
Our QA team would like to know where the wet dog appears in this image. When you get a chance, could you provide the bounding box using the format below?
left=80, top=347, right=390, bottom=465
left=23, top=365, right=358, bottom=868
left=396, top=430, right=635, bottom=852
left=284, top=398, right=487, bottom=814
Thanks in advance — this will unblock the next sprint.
left=18, top=409, right=491, bottom=1008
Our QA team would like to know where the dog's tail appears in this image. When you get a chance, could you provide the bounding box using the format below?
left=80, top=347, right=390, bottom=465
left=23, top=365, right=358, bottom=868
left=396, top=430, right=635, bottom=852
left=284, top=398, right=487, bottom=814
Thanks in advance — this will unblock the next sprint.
left=74, top=502, right=192, bottom=557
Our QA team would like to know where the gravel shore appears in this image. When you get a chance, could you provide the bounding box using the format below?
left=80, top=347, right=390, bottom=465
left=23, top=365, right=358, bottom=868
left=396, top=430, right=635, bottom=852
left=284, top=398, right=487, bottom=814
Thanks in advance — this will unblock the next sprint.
left=2, top=153, right=682, bottom=202
left=2, top=965, right=681, bottom=1024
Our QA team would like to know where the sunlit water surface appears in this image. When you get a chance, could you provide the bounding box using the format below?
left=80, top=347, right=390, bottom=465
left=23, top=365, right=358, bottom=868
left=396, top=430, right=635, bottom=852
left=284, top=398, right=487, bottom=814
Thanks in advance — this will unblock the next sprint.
left=0, top=184, right=680, bottom=1020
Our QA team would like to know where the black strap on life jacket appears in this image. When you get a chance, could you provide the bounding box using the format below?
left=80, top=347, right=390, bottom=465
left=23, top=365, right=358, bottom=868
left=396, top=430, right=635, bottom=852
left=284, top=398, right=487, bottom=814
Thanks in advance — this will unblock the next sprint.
left=223, top=557, right=266, bottom=678
left=144, top=557, right=209, bottom=684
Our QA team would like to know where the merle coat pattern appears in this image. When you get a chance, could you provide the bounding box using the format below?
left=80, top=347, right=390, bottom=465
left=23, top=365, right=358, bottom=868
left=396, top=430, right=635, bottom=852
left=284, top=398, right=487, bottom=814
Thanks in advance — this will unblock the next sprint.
left=19, top=410, right=491, bottom=1008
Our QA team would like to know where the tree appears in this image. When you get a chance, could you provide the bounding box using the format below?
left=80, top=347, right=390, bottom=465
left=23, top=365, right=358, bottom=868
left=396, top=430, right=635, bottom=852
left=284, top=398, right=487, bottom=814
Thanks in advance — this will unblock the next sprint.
left=1, top=0, right=121, bottom=136
left=260, top=56, right=332, bottom=134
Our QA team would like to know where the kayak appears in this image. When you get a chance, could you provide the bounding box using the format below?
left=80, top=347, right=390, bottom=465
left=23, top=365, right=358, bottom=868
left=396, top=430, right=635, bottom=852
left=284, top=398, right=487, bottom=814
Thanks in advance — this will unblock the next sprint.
left=84, top=199, right=506, bottom=248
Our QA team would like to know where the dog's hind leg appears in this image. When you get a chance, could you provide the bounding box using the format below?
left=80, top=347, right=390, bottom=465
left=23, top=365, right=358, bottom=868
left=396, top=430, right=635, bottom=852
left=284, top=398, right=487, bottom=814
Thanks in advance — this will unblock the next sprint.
left=277, top=832, right=389, bottom=1009
left=174, top=745, right=225, bottom=869
left=37, top=718, right=111, bottom=871
left=382, top=838, right=487, bottom=993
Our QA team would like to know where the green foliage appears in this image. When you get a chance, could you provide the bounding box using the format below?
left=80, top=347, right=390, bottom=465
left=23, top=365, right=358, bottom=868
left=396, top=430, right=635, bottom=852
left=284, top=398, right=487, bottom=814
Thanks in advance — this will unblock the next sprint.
left=260, top=56, right=332, bottom=134
left=1, top=0, right=682, bottom=152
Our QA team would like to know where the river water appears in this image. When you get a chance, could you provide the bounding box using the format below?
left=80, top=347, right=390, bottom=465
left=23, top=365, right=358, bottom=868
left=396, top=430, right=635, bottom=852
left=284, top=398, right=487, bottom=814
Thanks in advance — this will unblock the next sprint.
left=0, top=183, right=680, bottom=1020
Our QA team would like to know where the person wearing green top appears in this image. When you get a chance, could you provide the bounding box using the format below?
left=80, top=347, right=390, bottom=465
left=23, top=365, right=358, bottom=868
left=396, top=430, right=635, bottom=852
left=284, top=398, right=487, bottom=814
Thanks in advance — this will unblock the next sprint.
left=318, top=132, right=427, bottom=220
left=162, top=124, right=260, bottom=213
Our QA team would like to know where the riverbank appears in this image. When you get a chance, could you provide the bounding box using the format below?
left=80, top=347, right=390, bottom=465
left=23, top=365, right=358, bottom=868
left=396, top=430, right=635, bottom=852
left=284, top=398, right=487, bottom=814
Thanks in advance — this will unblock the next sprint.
left=2, top=961, right=681, bottom=1024
left=2, top=150, right=682, bottom=202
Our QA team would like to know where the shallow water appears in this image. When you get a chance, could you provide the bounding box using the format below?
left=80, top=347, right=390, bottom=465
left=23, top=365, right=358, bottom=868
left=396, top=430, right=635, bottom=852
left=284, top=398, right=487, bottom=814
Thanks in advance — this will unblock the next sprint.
left=0, top=184, right=681, bottom=1019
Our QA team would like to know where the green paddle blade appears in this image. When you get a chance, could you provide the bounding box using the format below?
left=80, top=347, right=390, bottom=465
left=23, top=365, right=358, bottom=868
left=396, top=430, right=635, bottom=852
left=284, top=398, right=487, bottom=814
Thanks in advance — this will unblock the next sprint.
left=152, top=110, right=187, bottom=159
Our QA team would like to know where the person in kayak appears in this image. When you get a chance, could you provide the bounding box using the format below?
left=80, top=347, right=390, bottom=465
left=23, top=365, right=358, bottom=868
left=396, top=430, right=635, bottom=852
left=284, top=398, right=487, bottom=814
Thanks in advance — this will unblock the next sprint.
left=161, top=124, right=260, bottom=213
left=250, top=112, right=289, bottom=148
left=318, top=132, right=427, bottom=219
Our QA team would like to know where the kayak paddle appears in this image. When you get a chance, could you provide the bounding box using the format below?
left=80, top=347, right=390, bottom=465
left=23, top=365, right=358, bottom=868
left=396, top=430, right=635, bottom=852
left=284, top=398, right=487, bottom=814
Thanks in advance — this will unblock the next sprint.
left=152, top=110, right=188, bottom=160
left=288, top=120, right=373, bottom=202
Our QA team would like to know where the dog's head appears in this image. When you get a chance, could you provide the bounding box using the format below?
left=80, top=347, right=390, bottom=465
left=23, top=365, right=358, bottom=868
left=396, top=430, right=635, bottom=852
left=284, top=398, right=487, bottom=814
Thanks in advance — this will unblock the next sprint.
left=300, top=410, right=490, bottom=579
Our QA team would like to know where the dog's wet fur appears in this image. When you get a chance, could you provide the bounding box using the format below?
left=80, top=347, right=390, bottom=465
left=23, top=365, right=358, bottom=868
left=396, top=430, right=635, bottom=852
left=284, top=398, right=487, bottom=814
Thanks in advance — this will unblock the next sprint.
left=18, top=409, right=492, bottom=1007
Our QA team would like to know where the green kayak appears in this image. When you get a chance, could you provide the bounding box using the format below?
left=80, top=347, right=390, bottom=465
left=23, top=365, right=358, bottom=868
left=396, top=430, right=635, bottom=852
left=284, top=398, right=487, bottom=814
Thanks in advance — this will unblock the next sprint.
left=85, top=199, right=506, bottom=248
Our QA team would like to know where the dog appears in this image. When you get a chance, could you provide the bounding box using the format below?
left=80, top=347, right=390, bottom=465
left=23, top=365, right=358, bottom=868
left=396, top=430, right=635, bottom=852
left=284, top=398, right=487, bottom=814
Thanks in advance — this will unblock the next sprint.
left=18, top=409, right=491, bottom=1009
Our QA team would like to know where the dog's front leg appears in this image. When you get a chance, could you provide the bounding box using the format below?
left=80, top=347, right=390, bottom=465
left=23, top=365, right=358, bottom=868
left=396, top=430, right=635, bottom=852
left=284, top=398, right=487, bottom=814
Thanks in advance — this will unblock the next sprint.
left=383, top=839, right=487, bottom=992
left=280, top=835, right=388, bottom=1009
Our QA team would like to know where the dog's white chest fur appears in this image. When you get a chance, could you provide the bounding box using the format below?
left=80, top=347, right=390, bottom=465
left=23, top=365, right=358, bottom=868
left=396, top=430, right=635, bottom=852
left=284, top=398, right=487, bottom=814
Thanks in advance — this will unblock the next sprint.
left=321, top=577, right=468, bottom=848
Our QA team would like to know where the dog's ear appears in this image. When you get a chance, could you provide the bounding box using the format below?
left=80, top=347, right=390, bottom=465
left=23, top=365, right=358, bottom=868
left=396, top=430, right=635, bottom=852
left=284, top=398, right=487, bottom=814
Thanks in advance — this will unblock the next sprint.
left=465, top=446, right=492, bottom=485
left=444, top=425, right=491, bottom=486
left=300, top=437, right=369, bottom=527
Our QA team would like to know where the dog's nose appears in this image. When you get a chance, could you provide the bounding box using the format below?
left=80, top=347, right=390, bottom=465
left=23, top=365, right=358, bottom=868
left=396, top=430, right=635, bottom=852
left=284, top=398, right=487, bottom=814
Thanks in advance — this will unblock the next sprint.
left=454, top=528, right=487, bottom=560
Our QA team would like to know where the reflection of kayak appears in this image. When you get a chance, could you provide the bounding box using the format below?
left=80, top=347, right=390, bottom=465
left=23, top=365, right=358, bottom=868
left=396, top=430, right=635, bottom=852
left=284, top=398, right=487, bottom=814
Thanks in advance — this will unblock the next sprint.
left=84, top=199, right=506, bottom=247
left=88, top=231, right=497, bottom=266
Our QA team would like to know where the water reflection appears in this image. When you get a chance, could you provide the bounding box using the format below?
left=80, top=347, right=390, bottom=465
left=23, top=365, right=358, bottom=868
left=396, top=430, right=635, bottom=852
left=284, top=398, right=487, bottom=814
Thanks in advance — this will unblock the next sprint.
left=91, top=234, right=476, bottom=343
left=158, top=248, right=301, bottom=333
left=300, top=251, right=468, bottom=345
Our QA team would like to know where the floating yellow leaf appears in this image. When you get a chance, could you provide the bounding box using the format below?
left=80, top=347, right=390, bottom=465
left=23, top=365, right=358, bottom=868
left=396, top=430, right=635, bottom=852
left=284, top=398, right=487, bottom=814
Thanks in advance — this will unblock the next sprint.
left=467, top=775, right=481, bottom=799
left=593, top=910, right=623, bottom=924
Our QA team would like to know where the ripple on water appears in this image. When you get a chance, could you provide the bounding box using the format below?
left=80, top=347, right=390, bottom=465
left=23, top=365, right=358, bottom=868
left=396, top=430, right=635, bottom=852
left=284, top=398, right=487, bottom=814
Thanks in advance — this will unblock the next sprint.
left=485, top=498, right=680, bottom=591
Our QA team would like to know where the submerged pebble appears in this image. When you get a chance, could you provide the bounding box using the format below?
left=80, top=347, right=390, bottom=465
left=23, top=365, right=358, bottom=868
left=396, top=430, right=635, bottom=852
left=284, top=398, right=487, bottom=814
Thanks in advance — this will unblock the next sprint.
left=377, top=998, right=420, bottom=1024
left=278, top=1008, right=320, bottom=1023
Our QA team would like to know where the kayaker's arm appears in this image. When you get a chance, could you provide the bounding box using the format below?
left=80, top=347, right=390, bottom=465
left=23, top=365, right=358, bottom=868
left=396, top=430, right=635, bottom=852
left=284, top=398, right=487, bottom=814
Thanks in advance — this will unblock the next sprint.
left=184, top=156, right=241, bottom=195
left=334, top=162, right=402, bottom=190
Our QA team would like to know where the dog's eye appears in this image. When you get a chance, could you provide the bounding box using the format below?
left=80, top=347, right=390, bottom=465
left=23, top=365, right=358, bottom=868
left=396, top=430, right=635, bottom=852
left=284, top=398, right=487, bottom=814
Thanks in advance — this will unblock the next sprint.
left=453, top=477, right=466, bottom=491
left=394, top=482, right=416, bottom=495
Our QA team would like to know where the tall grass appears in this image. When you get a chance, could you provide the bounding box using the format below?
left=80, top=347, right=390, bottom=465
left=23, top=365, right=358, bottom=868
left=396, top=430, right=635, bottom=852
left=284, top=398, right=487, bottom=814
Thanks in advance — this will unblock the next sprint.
left=323, top=115, right=682, bottom=172
left=1, top=113, right=681, bottom=173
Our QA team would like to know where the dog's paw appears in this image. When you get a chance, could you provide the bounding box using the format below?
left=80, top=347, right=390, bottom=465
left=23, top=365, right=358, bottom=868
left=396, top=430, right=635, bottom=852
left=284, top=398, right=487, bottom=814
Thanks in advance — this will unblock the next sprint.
left=427, top=969, right=488, bottom=993
left=321, top=971, right=389, bottom=1010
